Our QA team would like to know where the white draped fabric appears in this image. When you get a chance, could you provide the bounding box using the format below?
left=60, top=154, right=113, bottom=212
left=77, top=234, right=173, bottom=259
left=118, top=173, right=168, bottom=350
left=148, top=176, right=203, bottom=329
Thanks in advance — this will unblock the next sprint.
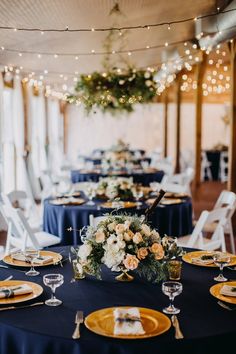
left=47, top=99, right=64, bottom=177
left=2, top=86, right=15, bottom=193
left=12, top=76, right=32, bottom=197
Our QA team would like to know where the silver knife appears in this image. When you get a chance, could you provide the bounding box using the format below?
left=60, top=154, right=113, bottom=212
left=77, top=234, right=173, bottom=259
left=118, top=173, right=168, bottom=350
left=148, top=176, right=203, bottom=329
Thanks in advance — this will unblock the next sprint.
left=0, top=302, right=44, bottom=311
left=72, top=310, right=83, bottom=339
left=171, top=315, right=184, bottom=339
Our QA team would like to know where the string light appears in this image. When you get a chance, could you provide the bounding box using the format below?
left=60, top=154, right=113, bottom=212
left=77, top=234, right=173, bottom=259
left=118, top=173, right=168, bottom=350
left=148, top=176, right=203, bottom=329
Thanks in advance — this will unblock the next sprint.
left=54, top=54, right=58, bottom=58
left=1, top=7, right=234, bottom=33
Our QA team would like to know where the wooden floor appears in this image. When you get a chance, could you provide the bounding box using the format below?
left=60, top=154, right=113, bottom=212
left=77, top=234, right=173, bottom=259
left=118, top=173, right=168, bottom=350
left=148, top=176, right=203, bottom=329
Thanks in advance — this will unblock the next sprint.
left=0, top=181, right=235, bottom=252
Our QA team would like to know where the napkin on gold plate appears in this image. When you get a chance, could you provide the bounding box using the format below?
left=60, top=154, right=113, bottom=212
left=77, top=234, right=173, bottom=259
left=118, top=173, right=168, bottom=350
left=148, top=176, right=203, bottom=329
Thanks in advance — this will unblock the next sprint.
left=220, top=285, right=236, bottom=297
left=0, top=284, right=33, bottom=299
left=113, top=307, right=145, bottom=335
left=11, top=253, right=53, bottom=264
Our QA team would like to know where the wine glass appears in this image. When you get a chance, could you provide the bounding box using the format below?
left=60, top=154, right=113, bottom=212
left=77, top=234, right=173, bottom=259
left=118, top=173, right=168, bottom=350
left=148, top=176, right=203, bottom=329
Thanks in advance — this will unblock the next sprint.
left=85, top=185, right=96, bottom=205
left=43, top=273, right=64, bottom=306
left=24, top=248, right=40, bottom=276
left=132, top=186, right=143, bottom=209
left=162, top=281, right=183, bottom=314
left=213, top=252, right=231, bottom=282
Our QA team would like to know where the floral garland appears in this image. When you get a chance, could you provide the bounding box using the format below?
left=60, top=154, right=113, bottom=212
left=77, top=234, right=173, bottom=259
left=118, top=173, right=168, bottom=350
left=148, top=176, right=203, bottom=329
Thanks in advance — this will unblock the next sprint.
left=96, top=177, right=134, bottom=201
left=67, top=68, right=157, bottom=114
left=72, top=214, right=183, bottom=282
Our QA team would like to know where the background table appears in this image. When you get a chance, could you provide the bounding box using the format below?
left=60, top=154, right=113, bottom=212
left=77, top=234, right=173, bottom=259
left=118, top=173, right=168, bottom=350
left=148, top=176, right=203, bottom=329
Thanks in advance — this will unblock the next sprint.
left=0, top=246, right=235, bottom=354
left=43, top=197, right=193, bottom=245
left=71, top=169, right=164, bottom=186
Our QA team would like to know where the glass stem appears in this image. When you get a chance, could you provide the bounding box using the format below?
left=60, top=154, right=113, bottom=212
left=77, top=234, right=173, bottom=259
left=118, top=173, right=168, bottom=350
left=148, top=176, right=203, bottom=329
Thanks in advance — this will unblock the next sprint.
left=51, top=288, right=56, bottom=300
left=169, top=295, right=175, bottom=309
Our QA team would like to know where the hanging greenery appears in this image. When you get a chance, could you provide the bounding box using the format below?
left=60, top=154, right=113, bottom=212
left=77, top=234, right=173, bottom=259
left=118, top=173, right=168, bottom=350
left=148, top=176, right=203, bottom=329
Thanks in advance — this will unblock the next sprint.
left=67, top=2, right=158, bottom=114
left=67, top=68, right=157, bottom=114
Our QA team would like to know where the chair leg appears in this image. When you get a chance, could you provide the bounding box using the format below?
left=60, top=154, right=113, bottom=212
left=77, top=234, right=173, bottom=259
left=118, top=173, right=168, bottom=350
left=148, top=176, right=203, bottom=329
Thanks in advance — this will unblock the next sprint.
left=228, top=222, right=235, bottom=254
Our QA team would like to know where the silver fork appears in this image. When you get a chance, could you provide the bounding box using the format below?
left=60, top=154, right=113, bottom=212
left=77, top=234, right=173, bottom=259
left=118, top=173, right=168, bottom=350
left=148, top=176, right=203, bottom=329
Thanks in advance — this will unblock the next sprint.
left=72, top=310, right=84, bottom=339
left=217, top=301, right=236, bottom=311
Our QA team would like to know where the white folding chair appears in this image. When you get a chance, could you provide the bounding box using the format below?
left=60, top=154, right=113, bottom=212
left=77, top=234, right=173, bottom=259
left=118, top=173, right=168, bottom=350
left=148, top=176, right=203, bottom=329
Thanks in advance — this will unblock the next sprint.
left=2, top=204, right=60, bottom=255
left=201, top=152, right=212, bottom=181
left=219, top=151, right=228, bottom=183
left=177, top=207, right=229, bottom=251
left=89, top=215, right=107, bottom=228
left=212, top=190, right=236, bottom=253
left=1, top=191, right=42, bottom=231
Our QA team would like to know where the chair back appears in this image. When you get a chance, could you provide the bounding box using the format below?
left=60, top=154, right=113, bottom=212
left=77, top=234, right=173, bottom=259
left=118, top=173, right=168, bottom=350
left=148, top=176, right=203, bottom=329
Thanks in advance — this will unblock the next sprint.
left=89, top=215, right=107, bottom=228
left=2, top=204, right=40, bottom=255
left=183, top=207, right=229, bottom=251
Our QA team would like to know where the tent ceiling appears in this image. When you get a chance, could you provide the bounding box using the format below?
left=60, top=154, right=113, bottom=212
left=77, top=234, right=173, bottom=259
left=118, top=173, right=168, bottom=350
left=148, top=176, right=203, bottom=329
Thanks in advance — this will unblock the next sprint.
left=0, top=0, right=228, bottom=88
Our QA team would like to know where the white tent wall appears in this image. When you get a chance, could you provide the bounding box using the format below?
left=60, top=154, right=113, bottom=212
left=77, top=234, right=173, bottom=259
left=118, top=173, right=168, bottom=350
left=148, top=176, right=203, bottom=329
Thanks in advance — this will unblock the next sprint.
left=66, top=102, right=230, bottom=165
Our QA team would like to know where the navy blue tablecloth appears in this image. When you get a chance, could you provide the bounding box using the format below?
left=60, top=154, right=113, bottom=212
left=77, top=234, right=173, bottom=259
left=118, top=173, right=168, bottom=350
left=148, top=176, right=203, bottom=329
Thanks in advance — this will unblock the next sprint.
left=43, top=198, right=193, bottom=245
left=71, top=169, right=164, bottom=186
left=0, top=246, right=235, bottom=354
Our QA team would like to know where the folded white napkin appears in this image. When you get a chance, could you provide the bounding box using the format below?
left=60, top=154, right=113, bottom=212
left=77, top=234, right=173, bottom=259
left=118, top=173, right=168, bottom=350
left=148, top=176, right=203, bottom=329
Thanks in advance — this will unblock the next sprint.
left=113, top=308, right=145, bottom=335
left=0, top=284, right=33, bottom=299
left=11, top=253, right=53, bottom=264
left=220, top=285, right=236, bottom=297
left=191, top=257, right=214, bottom=265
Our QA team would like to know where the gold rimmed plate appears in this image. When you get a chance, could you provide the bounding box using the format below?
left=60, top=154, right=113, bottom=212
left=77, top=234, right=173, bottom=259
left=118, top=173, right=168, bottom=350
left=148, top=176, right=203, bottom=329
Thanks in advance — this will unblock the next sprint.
left=0, top=280, right=43, bottom=305
left=50, top=197, right=85, bottom=206
left=84, top=307, right=171, bottom=339
left=210, top=281, right=236, bottom=305
left=100, top=201, right=137, bottom=209
left=3, top=251, right=62, bottom=268
left=182, top=251, right=236, bottom=267
left=160, top=198, right=182, bottom=205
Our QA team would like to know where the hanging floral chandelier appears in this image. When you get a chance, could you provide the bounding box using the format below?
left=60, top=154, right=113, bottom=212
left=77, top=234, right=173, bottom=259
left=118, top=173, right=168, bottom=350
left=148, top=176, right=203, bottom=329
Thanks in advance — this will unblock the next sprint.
left=67, top=67, right=157, bottom=114
left=67, top=3, right=158, bottom=114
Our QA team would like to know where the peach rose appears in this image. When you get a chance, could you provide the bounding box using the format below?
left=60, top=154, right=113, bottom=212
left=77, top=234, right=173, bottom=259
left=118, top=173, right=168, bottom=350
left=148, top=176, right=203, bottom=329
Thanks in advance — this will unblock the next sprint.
left=116, top=224, right=125, bottom=234
left=150, top=243, right=165, bottom=260
left=95, top=229, right=106, bottom=243
left=137, top=247, right=148, bottom=260
left=123, top=230, right=134, bottom=241
left=123, top=254, right=139, bottom=270
left=133, top=232, right=143, bottom=244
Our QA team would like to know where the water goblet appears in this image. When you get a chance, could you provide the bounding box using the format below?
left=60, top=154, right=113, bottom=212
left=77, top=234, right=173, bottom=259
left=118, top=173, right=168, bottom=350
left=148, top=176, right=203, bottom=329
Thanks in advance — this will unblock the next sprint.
left=25, top=248, right=40, bottom=276
left=86, top=185, right=96, bottom=205
left=162, top=281, right=183, bottom=314
left=213, top=252, right=231, bottom=282
left=132, top=186, right=143, bottom=210
left=43, top=273, right=64, bottom=306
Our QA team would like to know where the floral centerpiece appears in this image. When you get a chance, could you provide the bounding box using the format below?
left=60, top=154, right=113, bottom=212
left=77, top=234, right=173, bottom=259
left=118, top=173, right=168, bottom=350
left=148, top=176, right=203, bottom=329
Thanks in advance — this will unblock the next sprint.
left=73, top=214, right=182, bottom=282
left=96, top=177, right=134, bottom=201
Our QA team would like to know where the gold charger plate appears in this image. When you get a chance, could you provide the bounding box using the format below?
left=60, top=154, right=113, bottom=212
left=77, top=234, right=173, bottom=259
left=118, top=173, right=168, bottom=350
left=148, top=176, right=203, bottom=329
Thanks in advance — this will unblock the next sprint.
left=210, top=281, right=236, bottom=304
left=100, top=201, right=137, bottom=209
left=50, top=197, right=85, bottom=206
left=3, top=251, right=63, bottom=268
left=160, top=198, right=182, bottom=205
left=84, top=307, right=171, bottom=339
left=165, top=192, right=189, bottom=199
left=182, top=251, right=236, bottom=267
left=0, top=280, right=43, bottom=305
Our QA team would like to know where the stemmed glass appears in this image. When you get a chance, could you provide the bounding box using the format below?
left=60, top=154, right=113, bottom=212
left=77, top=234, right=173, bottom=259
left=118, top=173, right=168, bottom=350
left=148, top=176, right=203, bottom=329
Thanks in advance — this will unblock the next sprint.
left=132, top=186, right=143, bottom=209
left=85, top=185, right=96, bottom=205
left=213, top=252, right=231, bottom=282
left=24, top=249, right=40, bottom=276
left=43, top=274, right=64, bottom=306
left=162, top=281, right=183, bottom=314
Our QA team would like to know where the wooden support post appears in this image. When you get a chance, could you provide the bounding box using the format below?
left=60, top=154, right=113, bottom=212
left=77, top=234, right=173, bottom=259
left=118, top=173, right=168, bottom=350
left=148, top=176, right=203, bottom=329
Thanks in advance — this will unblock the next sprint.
left=164, top=90, right=168, bottom=158
left=228, top=40, right=236, bottom=195
left=21, top=81, right=29, bottom=156
left=194, top=53, right=206, bottom=189
left=175, top=74, right=181, bottom=173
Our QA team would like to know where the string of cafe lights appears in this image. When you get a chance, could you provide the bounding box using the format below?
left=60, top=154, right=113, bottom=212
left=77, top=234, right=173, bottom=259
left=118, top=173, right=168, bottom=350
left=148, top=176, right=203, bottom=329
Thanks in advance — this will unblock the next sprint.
left=0, top=7, right=235, bottom=33
left=1, top=40, right=230, bottom=100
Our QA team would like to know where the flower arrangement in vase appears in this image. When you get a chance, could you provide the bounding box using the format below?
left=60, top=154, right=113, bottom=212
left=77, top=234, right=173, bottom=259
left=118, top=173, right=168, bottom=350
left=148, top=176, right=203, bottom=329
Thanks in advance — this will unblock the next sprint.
left=72, top=213, right=182, bottom=282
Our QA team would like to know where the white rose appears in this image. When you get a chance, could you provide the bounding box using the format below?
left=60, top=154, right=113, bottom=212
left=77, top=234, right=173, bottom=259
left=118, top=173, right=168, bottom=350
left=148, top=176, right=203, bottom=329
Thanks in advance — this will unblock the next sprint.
left=141, top=224, right=151, bottom=237
left=133, top=232, right=143, bottom=244
left=78, top=243, right=92, bottom=261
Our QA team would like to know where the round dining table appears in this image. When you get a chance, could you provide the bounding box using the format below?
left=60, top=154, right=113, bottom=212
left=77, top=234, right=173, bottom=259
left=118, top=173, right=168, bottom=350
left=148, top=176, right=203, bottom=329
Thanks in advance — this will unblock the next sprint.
left=70, top=168, right=164, bottom=186
left=0, top=246, right=235, bottom=354
left=43, top=196, right=193, bottom=245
